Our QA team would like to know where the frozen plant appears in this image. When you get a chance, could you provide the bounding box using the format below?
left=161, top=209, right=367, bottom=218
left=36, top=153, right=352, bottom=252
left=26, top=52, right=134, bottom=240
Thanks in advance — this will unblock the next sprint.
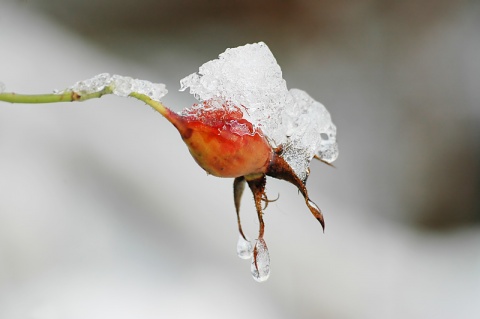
left=0, top=42, right=338, bottom=282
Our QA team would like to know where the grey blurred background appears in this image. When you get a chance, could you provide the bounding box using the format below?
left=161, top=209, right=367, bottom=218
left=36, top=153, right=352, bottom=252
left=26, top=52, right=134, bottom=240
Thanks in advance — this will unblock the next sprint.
left=1, top=0, right=479, bottom=318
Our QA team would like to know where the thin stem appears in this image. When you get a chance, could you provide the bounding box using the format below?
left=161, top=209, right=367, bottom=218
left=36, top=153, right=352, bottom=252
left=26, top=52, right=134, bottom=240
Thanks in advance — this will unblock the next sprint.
left=128, top=92, right=169, bottom=118
left=0, top=87, right=113, bottom=103
left=0, top=87, right=173, bottom=122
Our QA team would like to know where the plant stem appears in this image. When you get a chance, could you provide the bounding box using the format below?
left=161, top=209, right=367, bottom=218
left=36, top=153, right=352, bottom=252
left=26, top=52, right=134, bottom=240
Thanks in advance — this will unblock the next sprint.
left=128, top=92, right=169, bottom=118
left=0, top=87, right=113, bottom=103
left=0, top=87, right=172, bottom=121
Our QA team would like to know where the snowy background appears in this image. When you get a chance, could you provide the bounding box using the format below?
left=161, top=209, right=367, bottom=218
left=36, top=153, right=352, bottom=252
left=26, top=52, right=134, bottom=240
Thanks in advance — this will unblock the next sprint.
left=1, top=1, right=479, bottom=318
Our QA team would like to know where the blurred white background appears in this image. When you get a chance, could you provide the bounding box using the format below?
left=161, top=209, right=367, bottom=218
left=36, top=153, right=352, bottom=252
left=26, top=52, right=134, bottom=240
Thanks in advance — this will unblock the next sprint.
left=1, top=0, right=479, bottom=318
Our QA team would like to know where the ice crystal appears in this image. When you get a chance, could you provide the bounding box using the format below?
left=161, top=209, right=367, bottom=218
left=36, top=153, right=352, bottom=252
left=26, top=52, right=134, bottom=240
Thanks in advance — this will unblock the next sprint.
left=180, top=42, right=338, bottom=180
left=0, top=82, right=5, bottom=93
left=69, top=73, right=167, bottom=102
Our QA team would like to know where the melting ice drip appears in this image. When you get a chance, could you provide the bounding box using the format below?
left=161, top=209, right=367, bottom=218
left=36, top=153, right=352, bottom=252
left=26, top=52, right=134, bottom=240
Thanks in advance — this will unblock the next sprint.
left=236, top=235, right=270, bottom=282
left=68, top=73, right=168, bottom=101
left=237, top=235, right=253, bottom=259
left=180, top=42, right=338, bottom=181
left=251, top=238, right=270, bottom=282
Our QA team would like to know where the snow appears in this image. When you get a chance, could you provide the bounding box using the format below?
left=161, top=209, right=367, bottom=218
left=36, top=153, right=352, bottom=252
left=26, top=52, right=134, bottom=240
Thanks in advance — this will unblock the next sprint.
left=180, top=42, right=338, bottom=180
left=69, top=73, right=168, bottom=101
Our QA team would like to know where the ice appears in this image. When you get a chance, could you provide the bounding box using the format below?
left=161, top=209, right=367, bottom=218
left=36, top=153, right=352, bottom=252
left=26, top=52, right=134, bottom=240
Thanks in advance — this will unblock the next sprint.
left=251, top=238, right=270, bottom=282
left=69, top=73, right=167, bottom=101
left=0, top=82, right=5, bottom=93
left=281, top=89, right=339, bottom=180
left=179, top=42, right=289, bottom=138
left=180, top=42, right=338, bottom=180
left=111, top=75, right=168, bottom=100
left=227, top=120, right=253, bottom=137
left=69, top=73, right=111, bottom=94
left=237, top=235, right=253, bottom=259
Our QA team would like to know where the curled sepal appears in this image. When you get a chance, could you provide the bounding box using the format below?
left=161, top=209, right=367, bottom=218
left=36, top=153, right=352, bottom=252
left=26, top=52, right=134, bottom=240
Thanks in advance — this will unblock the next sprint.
left=233, top=176, right=248, bottom=240
left=267, top=148, right=325, bottom=231
left=251, top=238, right=270, bottom=282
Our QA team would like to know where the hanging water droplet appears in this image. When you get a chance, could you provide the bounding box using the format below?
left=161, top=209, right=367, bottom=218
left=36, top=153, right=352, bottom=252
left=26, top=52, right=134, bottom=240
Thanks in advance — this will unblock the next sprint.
left=251, top=238, right=270, bottom=282
left=237, top=235, right=253, bottom=259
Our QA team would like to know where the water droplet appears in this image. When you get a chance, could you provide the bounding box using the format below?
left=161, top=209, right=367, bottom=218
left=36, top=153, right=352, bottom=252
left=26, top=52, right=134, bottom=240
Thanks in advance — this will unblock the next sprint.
left=251, top=238, right=270, bottom=282
left=237, top=235, right=253, bottom=259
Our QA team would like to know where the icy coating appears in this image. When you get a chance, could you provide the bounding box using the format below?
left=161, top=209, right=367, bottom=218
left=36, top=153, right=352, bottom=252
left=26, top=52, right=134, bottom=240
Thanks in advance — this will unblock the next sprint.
left=0, top=82, right=5, bottom=93
left=251, top=238, right=270, bottom=282
left=69, top=73, right=167, bottom=101
left=180, top=42, right=338, bottom=180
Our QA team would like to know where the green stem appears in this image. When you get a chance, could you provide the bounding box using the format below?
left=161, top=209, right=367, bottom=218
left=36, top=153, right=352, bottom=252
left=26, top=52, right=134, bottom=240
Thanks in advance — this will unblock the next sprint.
left=0, top=87, right=113, bottom=103
left=0, top=87, right=173, bottom=122
left=128, top=92, right=169, bottom=118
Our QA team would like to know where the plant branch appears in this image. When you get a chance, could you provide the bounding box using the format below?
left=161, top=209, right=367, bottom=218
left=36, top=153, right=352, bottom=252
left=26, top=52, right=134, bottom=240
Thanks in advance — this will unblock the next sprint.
left=0, top=87, right=113, bottom=104
left=0, top=86, right=171, bottom=119
left=129, top=92, right=169, bottom=118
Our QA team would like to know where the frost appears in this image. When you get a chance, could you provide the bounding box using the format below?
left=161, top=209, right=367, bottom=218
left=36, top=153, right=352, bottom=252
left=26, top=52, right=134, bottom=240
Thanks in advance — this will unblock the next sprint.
left=180, top=42, right=338, bottom=180
left=251, top=238, right=270, bottom=282
left=69, top=73, right=167, bottom=101
left=0, top=82, right=5, bottom=93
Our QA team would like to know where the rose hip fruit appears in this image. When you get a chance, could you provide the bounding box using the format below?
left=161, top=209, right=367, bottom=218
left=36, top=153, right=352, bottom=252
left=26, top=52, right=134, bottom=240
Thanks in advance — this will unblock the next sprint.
left=166, top=100, right=273, bottom=178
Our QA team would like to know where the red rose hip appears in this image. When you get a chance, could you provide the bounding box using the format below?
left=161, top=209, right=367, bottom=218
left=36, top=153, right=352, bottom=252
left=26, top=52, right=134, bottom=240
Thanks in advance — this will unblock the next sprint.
left=167, top=100, right=273, bottom=178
